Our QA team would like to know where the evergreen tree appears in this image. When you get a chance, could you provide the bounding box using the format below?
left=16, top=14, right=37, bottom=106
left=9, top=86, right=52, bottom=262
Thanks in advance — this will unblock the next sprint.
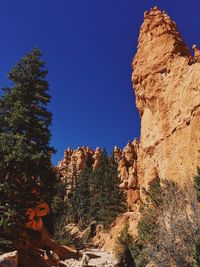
left=0, top=48, right=56, bottom=241
left=90, top=150, right=126, bottom=227
left=67, top=165, right=80, bottom=223
left=78, top=154, right=93, bottom=227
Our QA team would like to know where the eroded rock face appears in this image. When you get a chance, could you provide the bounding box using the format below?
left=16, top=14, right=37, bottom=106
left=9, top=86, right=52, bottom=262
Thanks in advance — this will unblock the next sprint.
left=132, top=6, right=200, bottom=188
left=58, top=141, right=140, bottom=210
left=58, top=146, right=95, bottom=192
left=118, top=140, right=140, bottom=210
left=93, top=209, right=141, bottom=258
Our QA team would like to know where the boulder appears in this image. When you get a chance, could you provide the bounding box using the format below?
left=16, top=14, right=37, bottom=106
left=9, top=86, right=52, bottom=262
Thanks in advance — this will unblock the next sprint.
left=0, top=251, right=18, bottom=267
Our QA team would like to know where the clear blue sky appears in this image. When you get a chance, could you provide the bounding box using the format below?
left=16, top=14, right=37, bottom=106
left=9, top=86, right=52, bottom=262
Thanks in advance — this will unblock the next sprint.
left=0, top=0, right=199, bottom=164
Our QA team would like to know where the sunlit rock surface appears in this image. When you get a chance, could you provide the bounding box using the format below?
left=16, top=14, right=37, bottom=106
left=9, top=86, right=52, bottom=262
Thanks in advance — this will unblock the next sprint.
left=132, top=6, right=200, bottom=188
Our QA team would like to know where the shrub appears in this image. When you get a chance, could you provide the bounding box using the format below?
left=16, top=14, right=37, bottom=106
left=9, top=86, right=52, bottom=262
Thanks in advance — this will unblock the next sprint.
left=117, top=222, right=136, bottom=266
left=123, top=177, right=200, bottom=267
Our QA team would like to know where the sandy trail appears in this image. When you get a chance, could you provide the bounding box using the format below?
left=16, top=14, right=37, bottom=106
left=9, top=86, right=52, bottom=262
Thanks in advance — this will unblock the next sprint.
left=60, top=247, right=117, bottom=267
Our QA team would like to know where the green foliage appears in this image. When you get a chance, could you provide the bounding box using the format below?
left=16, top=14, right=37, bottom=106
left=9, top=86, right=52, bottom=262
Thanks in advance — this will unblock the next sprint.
left=53, top=216, right=75, bottom=246
left=138, top=177, right=162, bottom=244
left=118, top=178, right=163, bottom=267
left=0, top=48, right=56, bottom=240
left=138, top=210, right=157, bottom=243
left=117, top=222, right=133, bottom=252
left=90, top=150, right=127, bottom=227
left=0, top=237, right=14, bottom=254
left=145, top=176, right=163, bottom=207
left=44, top=177, right=68, bottom=234
left=194, top=237, right=200, bottom=267
left=194, top=167, right=200, bottom=202
left=51, top=178, right=68, bottom=217
left=130, top=177, right=200, bottom=267
left=192, top=168, right=200, bottom=267
left=117, top=222, right=136, bottom=267
left=78, top=165, right=92, bottom=227
left=53, top=215, right=85, bottom=249
left=82, top=223, right=96, bottom=244
left=65, top=150, right=126, bottom=229
left=194, top=166, right=200, bottom=267
left=67, top=165, right=82, bottom=224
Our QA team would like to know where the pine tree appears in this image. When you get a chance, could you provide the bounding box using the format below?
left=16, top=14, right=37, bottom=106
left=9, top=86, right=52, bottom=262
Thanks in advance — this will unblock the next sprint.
left=90, top=150, right=126, bottom=227
left=0, top=48, right=56, bottom=240
left=67, top=165, right=80, bottom=224
left=78, top=154, right=93, bottom=227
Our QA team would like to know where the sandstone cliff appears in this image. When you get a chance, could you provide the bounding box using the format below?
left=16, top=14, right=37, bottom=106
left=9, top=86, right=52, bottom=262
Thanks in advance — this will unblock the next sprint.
left=59, top=7, right=200, bottom=209
left=133, top=6, right=200, bottom=189
left=92, top=6, right=200, bottom=260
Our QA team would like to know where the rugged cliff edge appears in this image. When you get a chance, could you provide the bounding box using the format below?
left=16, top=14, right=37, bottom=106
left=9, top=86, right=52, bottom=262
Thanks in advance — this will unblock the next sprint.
left=133, top=6, right=200, bottom=189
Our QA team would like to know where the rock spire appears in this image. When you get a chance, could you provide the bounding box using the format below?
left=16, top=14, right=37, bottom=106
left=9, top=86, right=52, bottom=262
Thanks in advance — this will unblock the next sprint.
left=132, top=7, right=200, bottom=188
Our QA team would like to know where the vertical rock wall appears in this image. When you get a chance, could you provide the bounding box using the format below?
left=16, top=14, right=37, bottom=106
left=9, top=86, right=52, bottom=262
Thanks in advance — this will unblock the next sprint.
left=132, top=7, right=200, bottom=188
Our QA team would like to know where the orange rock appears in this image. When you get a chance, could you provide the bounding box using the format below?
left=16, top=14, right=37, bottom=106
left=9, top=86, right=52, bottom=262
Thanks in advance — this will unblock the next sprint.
left=192, top=44, right=200, bottom=62
left=93, top=147, right=102, bottom=170
left=122, top=141, right=137, bottom=164
left=127, top=189, right=140, bottom=210
left=58, top=141, right=140, bottom=210
left=58, top=146, right=95, bottom=189
left=25, top=202, right=49, bottom=231
left=132, top=7, right=200, bottom=188
left=25, top=217, right=43, bottom=231
left=118, top=157, right=128, bottom=180
left=35, top=202, right=49, bottom=217
left=26, top=208, right=35, bottom=221
left=128, top=173, right=137, bottom=189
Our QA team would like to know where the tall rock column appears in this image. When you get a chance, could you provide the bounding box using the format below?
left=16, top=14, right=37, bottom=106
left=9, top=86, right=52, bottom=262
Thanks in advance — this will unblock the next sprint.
left=132, top=7, right=200, bottom=188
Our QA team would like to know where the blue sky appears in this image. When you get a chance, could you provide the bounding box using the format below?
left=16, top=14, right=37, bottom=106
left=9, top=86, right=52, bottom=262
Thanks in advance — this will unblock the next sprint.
left=0, top=0, right=199, bottom=164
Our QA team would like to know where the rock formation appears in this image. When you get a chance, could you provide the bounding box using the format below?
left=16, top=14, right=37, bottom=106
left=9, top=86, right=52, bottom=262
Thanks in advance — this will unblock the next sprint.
left=58, top=146, right=94, bottom=194
left=132, top=6, right=200, bottom=189
left=192, top=44, right=200, bottom=63
left=118, top=140, right=140, bottom=210
left=58, top=141, right=140, bottom=210
left=93, top=210, right=141, bottom=257
left=58, top=146, right=95, bottom=182
left=56, top=7, right=200, bottom=264
left=0, top=251, right=18, bottom=267
left=58, top=7, right=200, bottom=246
